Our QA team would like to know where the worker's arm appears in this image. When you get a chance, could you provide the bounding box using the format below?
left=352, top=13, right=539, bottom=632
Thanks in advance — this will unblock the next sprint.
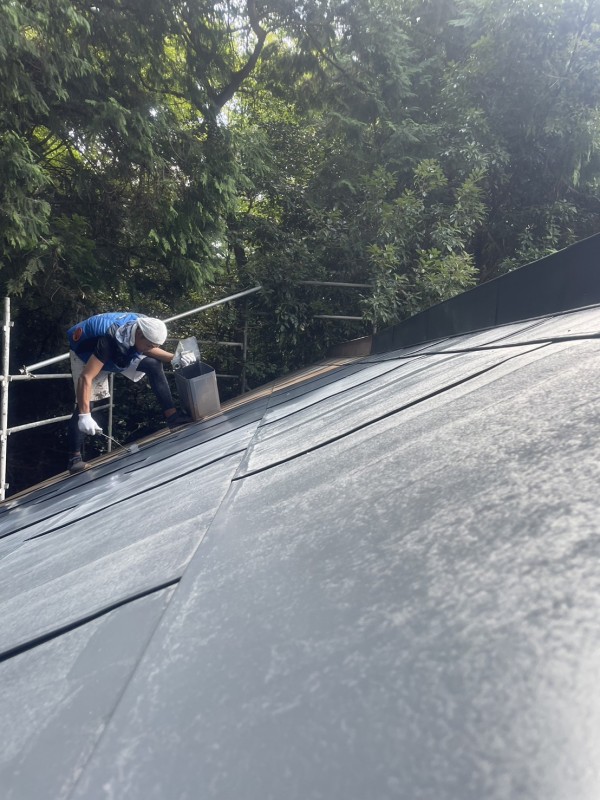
left=142, top=346, right=196, bottom=369
left=76, top=354, right=105, bottom=414
left=142, top=346, right=175, bottom=364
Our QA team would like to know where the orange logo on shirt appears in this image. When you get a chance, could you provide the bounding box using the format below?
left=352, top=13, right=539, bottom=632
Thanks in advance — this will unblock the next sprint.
left=72, top=327, right=83, bottom=342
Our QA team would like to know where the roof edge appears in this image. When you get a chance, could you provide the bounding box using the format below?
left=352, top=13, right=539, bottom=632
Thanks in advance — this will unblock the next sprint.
left=372, top=232, right=600, bottom=354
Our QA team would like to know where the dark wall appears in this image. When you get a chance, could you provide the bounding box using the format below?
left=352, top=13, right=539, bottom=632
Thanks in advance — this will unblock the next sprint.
left=372, top=232, right=600, bottom=354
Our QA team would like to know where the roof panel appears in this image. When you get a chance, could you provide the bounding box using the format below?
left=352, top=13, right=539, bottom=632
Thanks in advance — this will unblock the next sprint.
left=0, top=447, right=248, bottom=657
left=0, top=421, right=258, bottom=541
left=0, top=587, right=174, bottom=800
left=66, top=335, right=600, bottom=800
left=2, top=306, right=600, bottom=799
left=499, top=305, right=600, bottom=340
left=238, top=344, right=547, bottom=477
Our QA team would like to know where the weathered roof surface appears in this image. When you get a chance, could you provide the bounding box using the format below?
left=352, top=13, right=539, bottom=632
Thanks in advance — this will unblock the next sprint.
left=2, top=306, right=600, bottom=799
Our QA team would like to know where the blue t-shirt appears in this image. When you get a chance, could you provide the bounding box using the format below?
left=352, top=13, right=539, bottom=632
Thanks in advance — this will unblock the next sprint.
left=67, top=312, right=142, bottom=373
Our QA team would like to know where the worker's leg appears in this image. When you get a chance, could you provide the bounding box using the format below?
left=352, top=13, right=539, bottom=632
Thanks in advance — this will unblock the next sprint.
left=136, top=357, right=175, bottom=412
left=137, top=357, right=190, bottom=425
left=67, top=353, right=111, bottom=472
left=67, top=402, right=94, bottom=473
left=67, top=405, right=85, bottom=454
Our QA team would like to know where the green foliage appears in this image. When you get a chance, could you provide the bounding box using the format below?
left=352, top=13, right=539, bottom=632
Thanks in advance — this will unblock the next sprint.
left=0, top=0, right=270, bottom=317
left=439, top=0, right=600, bottom=274
left=413, top=248, right=477, bottom=307
left=358, top=161, right=482, bottom=324
left=0, top=132, right=51, bottom=278
left=3, top=0, right=600, bottom=493
left=362, top=244, right=410, bottom=327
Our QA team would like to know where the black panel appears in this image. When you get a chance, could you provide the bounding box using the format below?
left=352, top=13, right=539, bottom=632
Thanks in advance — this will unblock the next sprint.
left=373, top=232, right=600, bottom=353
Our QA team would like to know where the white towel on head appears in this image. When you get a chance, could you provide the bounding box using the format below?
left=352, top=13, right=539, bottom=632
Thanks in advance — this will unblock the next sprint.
left=115, top=320, right=138, bottom=348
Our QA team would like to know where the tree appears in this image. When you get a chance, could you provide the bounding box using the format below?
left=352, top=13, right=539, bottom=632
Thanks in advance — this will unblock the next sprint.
left=227, top=0, right=486, bottom=348
left=0, top=0, right=280, bottom=492
left=436, top=0, right=600, bottom=274
left=3, top=0, right=600, bottom=494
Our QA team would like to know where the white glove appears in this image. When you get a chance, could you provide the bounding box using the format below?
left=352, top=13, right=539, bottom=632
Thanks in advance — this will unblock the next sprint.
left=78, top=413, right=102, bottom=435
left=172, top=351, right=196, bottom=369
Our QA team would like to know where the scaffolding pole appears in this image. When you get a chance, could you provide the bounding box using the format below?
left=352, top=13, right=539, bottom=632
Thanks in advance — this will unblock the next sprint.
left=107, top=373, right=115, bottom=452
left=1, top=298, right=11, bottom=501
left=163, top=286, right=262, bottom=323
left=19, top=286, right=263, bottom=375
left=299, top=280, right=373, bottom=288
left=314, top=314, right=364, bottom=321
left=241, top=311, right=249, bottom=394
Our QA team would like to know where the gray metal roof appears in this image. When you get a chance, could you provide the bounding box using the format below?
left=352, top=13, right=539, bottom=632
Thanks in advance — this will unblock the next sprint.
left=2, top=306, right=600, bottom=799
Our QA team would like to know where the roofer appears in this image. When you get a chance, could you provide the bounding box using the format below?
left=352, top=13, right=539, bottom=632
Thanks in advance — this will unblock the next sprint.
left=66, top=312, right=195, bottom=474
